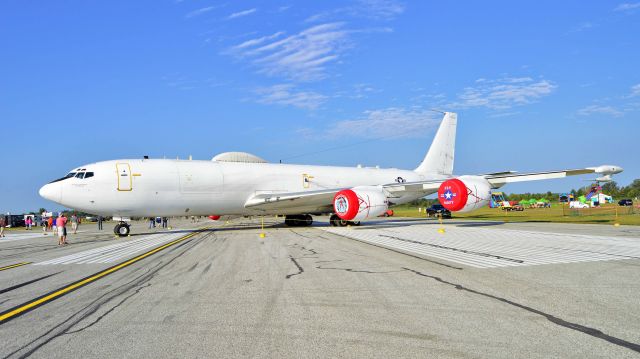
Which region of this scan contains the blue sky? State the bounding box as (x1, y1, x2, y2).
(1, 1, 639, 213)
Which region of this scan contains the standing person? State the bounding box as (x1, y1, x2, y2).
(148, 217, 154, 229)
(25, 216, 32, 230)
(42, 217, 48, 235)
(0, 216, 5, 238)
(48, 216, 53, 231)
(162, 217, 168, 229)
(97, 215, 103, 230)
(52, 216, 57, 236)
(56, 213, 68, 245)
(71, 214, 78, 234)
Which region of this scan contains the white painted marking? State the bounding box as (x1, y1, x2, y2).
(323, 223, 640, 268)
(35, 232, 187, 265)
(0, 231, 88, 243)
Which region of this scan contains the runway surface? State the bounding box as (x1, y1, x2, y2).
(323, 220, 640, 268)
(0, 217, 639, 358)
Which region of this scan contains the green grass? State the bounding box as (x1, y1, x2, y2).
(393, 203, 640, 226)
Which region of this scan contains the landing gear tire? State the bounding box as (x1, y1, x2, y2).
(329, 215, 359, 227)
(114, 222, 130, 237)
(330, 214, 340, 227)
(285, 215, 313, 227)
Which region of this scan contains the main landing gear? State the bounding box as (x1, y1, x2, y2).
(329, 214, 360, 227)
(114, 222, 130, 237)
(284, 214, 313, 227)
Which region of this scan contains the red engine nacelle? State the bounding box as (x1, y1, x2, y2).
(437, 176, 491, 213)
(333, 186, 389, 221)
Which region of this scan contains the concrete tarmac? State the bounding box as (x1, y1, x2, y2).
(0, 217, 638, 358)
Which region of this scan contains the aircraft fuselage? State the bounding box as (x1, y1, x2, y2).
(39, 159, 438, 217)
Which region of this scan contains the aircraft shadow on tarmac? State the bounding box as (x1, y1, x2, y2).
(123, 218, 506, 237)
(337, 219, 505, 230)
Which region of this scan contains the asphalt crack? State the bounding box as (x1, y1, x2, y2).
(403, 267, 640, 354)
(285, 256, 304, 279)
(316, 265, 404, 274)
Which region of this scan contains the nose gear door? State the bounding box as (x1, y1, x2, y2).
(116, 163, 132, 191)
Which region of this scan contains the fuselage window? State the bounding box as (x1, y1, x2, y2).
(84, 172, 94, 178)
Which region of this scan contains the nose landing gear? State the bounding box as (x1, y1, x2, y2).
(114, 222, 130, 237)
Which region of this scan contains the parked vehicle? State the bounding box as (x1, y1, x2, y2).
(618, 199, 633, 206)
(378, 209, 394, 217)
(503, 204, 524, 211)
(569, 201, 590, 209)
(2, 215, 26, 228)
(426, 204, 452, 218)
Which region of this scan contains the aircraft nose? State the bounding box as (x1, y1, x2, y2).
(39, 183, 61, 203)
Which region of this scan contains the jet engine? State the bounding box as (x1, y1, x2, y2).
(333, 186, 389, 221)
(437, 175, 492, 213)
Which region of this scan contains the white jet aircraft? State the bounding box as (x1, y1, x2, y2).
(39, 112, 623, 236)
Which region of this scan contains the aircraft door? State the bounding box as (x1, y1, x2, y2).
(116, 163, 132, 191)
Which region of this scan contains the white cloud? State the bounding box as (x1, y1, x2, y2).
(255, 84, 327, 110)
(185, 6, 217, 19)
(614, 2, 640, 11)
(227, 8, 257, 20)
(324, 107, 440, 139)
(630, 83, 640, 97)
(450, 77, 557, 110)
(577, 105, 623, 117)
(356, 0, 405, 19)
(233, 32, 285, 50)
(305, 0, 404, 22)
(229, 22, 350, 81)
(568, 22, 595, 33)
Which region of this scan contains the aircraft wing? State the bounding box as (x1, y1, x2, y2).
(244, 189, 342, 212)
(244, 181, 443, 212)
(244, 167, 606, 212)
(483, 168, 595, 187)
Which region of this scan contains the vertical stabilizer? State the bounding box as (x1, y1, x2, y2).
(414, 112, 457, 175)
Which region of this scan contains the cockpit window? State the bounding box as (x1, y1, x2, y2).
(84, 172, 94, 178)
(48, 172, 77, 184)
(75, 172, 85, 179)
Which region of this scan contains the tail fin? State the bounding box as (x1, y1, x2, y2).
(414, 112, 457, 175)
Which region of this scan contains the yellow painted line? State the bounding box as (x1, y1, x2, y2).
(0, 230, 203, 324)
(0, 262, 31, 272)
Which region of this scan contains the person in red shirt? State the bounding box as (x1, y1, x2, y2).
(56, 213, 68, 245)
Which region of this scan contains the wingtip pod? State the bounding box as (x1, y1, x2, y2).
(586, 165, 624, 175)
(415, 112, 457, 175)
